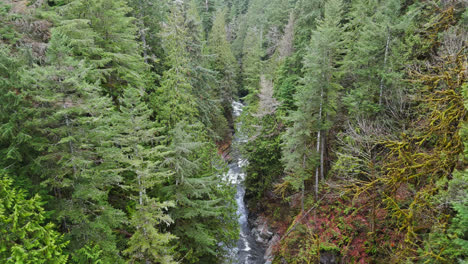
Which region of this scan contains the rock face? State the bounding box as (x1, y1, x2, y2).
(248, 215, 279, 264)
(319, 251, 340, 264)
(264, 234, 280, 264)
(250, 216, 274, 244)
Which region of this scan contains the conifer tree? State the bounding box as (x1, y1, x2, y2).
(208, 9, 239, 124)
(342, 0, 404, 117)
(128, 0, 168, 67)
(103, 87, 176, 263)
(23, 32, 87, 194)
(194, 0, 222, 38)
(241, 26, 263, 100)
(0, 3, 41, 187)
(163, 122, 237, 263)
(152, 0, 199, 129)
(185, 0, 230, 140)
(0, 45, 36, 184)
(281, 0, 344, 207)
(23, 31, 126, 261)
(51, 0, 148, 101)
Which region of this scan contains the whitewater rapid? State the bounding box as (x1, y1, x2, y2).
(225, 101, 265, 264)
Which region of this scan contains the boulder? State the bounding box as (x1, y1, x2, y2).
(264, 234, 280, 263)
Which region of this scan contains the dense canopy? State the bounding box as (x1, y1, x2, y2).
(0, 0, 466, 263)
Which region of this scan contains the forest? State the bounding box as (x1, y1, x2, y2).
(0, 0, 466, 263)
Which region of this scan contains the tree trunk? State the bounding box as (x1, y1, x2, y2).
(379, 26, 391, 106)
(320, 131, 325, 181)
(60, 83, 77, 177)
(302, 154, 306, 213)
(315, 86, 324, 199)
(140, 26, 148, 64)
(137, 1, 148, 64)
(314, 133, 320, 200)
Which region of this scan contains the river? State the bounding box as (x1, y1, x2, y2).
(225, 101, 266, 264)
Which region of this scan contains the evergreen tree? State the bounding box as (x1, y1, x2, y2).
(241, 26, 263, 100)
(163, 122, 237, 263)
(50, 0, 148, 102)
(152, 0, 199, 129)
(128, 0, 168, 67)
(342, 0, 404, 117)
(0, 4, 41, 189)
(102, 87, 176, 263)
(0, 45, 37, 187)
(23, 31, 125, 262)
(186, 1, 230, 140)
(281, 0, 344, 207)
(208, 9, 238, 130)
(0, 174, 68, 264)
(194, 0, 222, 38)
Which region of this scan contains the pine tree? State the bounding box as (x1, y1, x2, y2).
(0, 174, 68, 264)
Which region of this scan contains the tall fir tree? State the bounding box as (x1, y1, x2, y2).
(342, 0, 405, 117)
(163, 122, 237, 263)
(185, 1, 230, 140)
(0, 45, 37, 187)
(152, 0, 199, 129)
(49, 0, 148, 102)
(241, 26, 263, 101)
(208, 9, 239, 127)
(22, 31, 126, 262)
(102, 87, 176, 263)
(281, 0, 344, 208)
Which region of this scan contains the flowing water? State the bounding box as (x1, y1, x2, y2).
(224, 101, 266, 264)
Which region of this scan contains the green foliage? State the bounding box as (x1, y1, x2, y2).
(341, 0, 406, 117)
(103, 87, 176, 263)
(186, 1, 231, 140)
(274, 57, 301, 111)
(280, 0, 344, 195)
(4, 0, 467, 263)
(241, 26, 263, 99)
(124, 199, 176, 264)
(127, 0, 168, 69)
(21, 30, 126, 262)
(2, 0, 242, 263)
(163, 122, 237, 263)
(243, 114, 283, 204)
(0, 44, 37, 187)
(421, 170, 468, 263)
(49, 0, 148, 101)
(0, 3, 20, 43)
(71, 244, 103, 264)
(152, 1, 199, 129)
(208, 9, 239, 122)
(0, 174, 68, 263)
